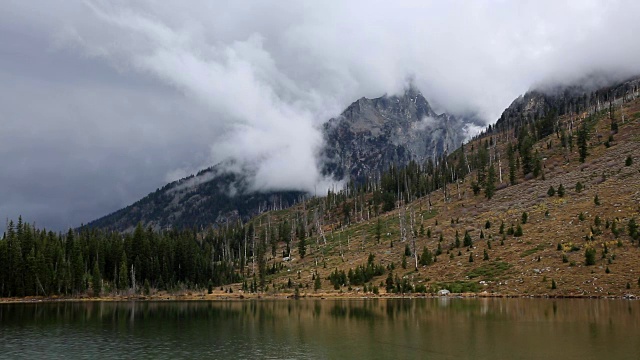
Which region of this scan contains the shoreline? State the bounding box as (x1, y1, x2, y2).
(1, 291, 637, 304)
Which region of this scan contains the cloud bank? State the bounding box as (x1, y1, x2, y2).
(2, 0, 640, 230)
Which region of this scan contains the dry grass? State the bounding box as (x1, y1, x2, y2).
(251, 97, 640, 299)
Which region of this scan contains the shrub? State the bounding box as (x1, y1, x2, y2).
(629, 218, 639, 240)
(471, 181, 481, 195)
(578, 212, 585, 221)
(626, 155, 633, 166)
(575, 181, 583, 192)
(469, 253, 474, 262)
(514, 224, 523, 237)
(585, 247, 596, 266)
(594, 194, 600, 206)
(521, 212, 528, 224)
(551, 279, 557, 290)
(557, 184, 565, 197)
(547, 186, 556, 197)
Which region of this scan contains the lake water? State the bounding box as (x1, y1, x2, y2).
(1, 298, 639, 359)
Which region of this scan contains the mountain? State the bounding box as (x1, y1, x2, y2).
(321, 87, 476, 182)
(85, 162, 304, 232)
(235, 74, 640, 298)
(87, 87, 473, 232)
(493, 74, 640, 135)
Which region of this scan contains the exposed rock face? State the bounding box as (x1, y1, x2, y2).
(88, 87, 478, 231)
(321, 87, 472, 182)
(494, 75, 640, 132)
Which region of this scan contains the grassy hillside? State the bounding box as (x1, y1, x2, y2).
(234, 94, 640, 298)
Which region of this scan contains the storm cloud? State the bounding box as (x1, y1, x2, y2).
(2, 0, 640, 230)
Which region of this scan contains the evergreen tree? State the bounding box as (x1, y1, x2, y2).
(507, 143, 517, 185)
(118, 253, 129, 291)
(578, 121, 588, 163)
(485, 164, 496, 199)
(585, 247, 596, 266)
(463, 231, 473, 247)
(298, 227, 307, 259)
(419, 247, 433, 266)
(92, 261, 102, 296)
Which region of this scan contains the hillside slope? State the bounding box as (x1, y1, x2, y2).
(86, 162, 304, 232)
(236, 77, 640, 298)
(88, 87, 474, 232)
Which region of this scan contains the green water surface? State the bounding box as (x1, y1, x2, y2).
(1, 298, 638, 359)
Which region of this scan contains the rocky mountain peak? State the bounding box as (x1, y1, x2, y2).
(321, 88, 470, 182)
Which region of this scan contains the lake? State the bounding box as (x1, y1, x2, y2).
(1, 298, 639, 359)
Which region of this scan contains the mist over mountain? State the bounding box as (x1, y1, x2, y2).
(4, 1, 640, 231)
(88, 86, 480, 231)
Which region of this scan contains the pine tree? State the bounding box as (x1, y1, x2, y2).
(508, 143, 517, 185)
(485, 163, 496, 199)
(514, 224, 523, 237)
(92, 261, 102, 296)
(578, 121, 588, 163)
(463, 231, 473, 247)
(547, 186, 556, 197)
(118, 253, 129, 291)
(419, 247, 433, 266)
(298, 228, 307, 259)
(585, 247, 596, 266)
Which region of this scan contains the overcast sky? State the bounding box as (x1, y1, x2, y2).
(2, 1, 640, 231)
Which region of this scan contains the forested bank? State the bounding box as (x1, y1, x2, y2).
(0, 218, 246, 298)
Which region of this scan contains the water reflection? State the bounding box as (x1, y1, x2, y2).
(1, 299, 639, 359)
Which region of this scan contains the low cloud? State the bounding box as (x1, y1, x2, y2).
(2, 1, 640, 230)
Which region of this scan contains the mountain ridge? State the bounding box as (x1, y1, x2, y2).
(86, 87, 475, 232)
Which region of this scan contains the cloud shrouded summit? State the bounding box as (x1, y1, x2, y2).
(2, 1, 640, 230)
